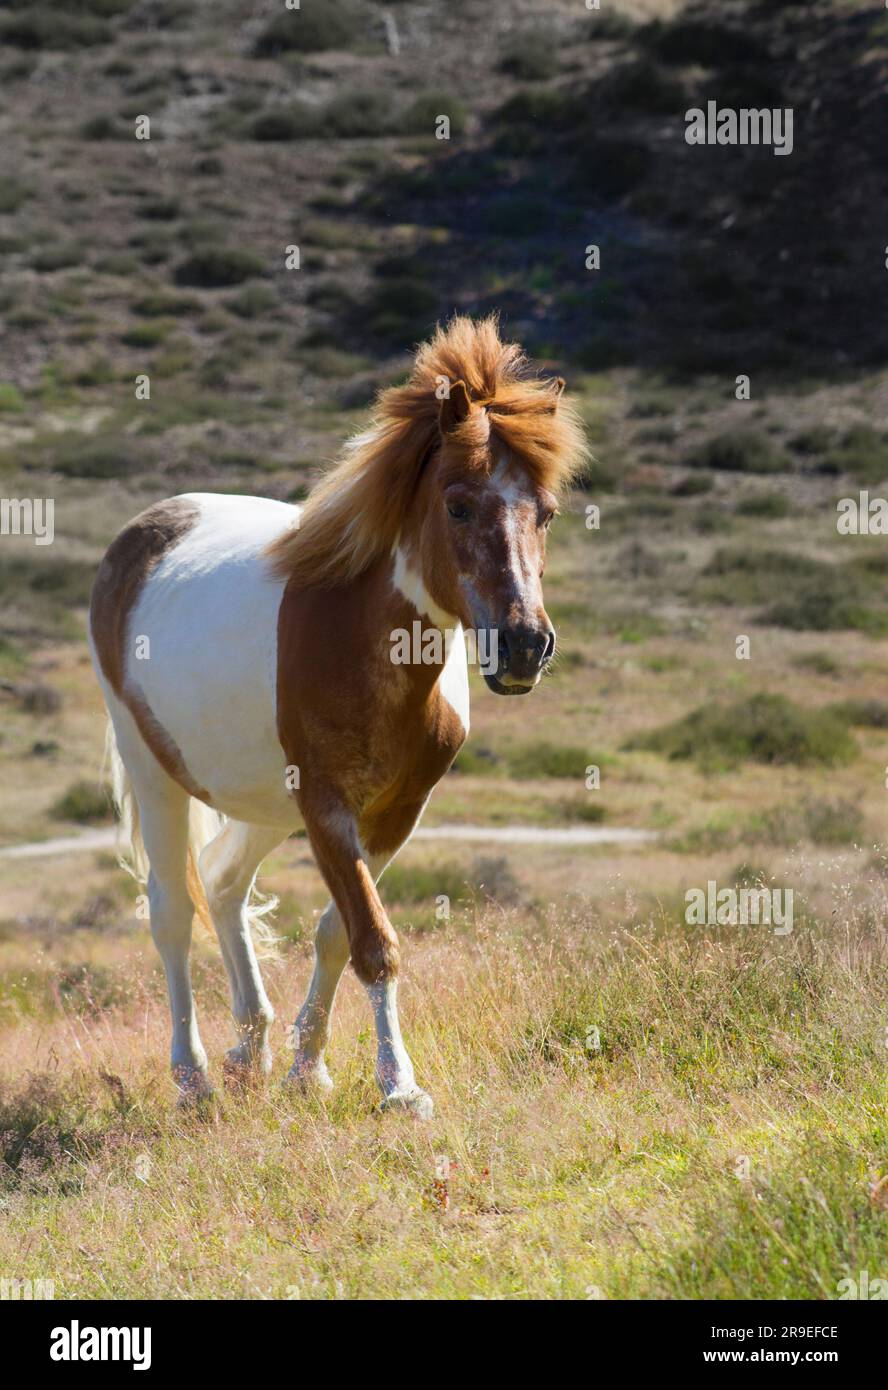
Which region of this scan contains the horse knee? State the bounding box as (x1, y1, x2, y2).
(349, 918, 400, 987)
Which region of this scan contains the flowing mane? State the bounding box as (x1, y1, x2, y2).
(267, 315, 588, 588)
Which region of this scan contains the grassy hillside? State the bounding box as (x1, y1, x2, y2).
(1, 0, 887, 1299)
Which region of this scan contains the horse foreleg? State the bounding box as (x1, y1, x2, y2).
(294, 796, 432, 1116)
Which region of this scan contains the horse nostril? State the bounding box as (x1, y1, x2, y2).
(496, 626, 552, 681)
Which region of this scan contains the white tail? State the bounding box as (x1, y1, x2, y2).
(102, 719, 279, 951)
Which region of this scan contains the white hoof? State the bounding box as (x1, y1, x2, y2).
(379, 1088, 434, 1120)
(285, 1057, 334, 1094)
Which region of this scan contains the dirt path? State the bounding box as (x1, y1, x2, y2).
(0, 824, 657, 860)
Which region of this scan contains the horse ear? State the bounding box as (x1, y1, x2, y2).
(543, 377, 566, 413)
(439, 379, 471, 434)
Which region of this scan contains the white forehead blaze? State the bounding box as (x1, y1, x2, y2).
(486, 458, 538, 595)
(488, 457, 536, 507)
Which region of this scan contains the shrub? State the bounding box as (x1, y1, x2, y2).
(227, 284, 277, 319)
(131, 291, 200, 317)
(1, 10, 110, 50)
(45, 431, 147, 478)
(506, 742, 593, 779)
(79, 114, 125, 140)
(451, 743, 501, 775)
(570, 137, 651, 197)
(761, 583, 886, 634)
(18, 682, 62, 715)
(672, 473, 713, 497)
(0, 383, 25, 412)
(641, 18, 766, 67)
(828, 699, 888, 729)
(51, 780, 111, 823)
(696, 547, 826, 605)
(628, 693, 856, 770)
(254, 3, 357, 56)
(137, 196, 180, 221)
(120, 320, 171, 347)
(789, 425, 837, 457)
(381, 860, 469, 905)
(823, 426, 888, 485)
(248, 105, 321, 141)
(471, 856, 521, 904)
(326, 90, 392, 138)
(499, 29, 560, 81)
(606, 59, 686, 114)
(792, 650, 841, 677)
(401, 91, 467, 137)
(362, 276, 438, 345)
(735, 491, 790, 518)
(686, 431, 786, 473)
(748, 798, 865, 848)
(0, 176, 28, 213)
(174, 247, 265, 288)
(31, 243, 83, 272)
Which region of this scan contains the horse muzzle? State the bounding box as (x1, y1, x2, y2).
(484, 622, 555, 694)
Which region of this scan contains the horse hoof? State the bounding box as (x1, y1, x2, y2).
(379, 1088, 434, 1121)
(223, 1045, 272, 1087)
(285, 1058, 334, 1094)
(173, 1067, 215, 1109)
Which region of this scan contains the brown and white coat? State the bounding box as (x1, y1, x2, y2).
(89, 317, 587, 1110)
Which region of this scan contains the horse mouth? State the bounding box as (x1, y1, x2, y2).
(484, 673, 534, 696)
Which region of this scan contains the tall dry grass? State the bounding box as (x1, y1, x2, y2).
(0, 903, 886, 1298)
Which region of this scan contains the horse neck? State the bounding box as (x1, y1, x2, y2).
(351, 553, 455, 702)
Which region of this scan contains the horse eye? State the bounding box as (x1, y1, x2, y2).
(447, 502, 470, 521)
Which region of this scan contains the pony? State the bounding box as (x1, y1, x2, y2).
(88, 316, 587, 1115)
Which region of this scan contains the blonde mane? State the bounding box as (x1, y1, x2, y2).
(267, 315, 588, 589)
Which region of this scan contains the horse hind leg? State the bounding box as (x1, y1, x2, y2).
(114, 732, 213, 1104)
(198, 820, 284, 1083)
(287, 898, 350, 1093)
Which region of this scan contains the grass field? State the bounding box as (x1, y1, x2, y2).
(1, 907, 886, 1299)
(1, 0, 888, 1300)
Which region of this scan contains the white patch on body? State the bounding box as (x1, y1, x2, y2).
(440, 623, 470, 731)
(391, 544, 455, 628)
(391, 545, 469, 733)
(125, 493, 300, 826)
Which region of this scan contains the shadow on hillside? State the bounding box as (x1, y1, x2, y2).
(358, 0, 888, 380)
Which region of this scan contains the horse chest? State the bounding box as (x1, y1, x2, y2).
(364, 686, 466, 802)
